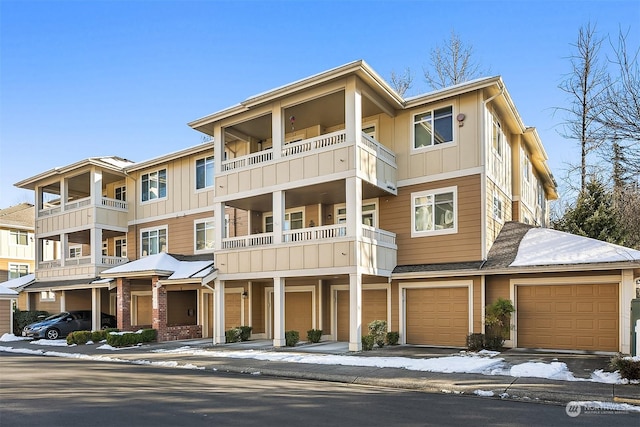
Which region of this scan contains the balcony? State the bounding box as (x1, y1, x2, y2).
(36, 255, 129, 280)
(215, 130, 397, 199)
(37, 196, 129, 235)
(216, 224, 397, 278)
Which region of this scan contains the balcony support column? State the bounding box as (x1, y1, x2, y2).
(91, 287, 102, 331)
(213, 279, 225, 344)
(61, 178, 68, 212)
(348, 272, 363, 352)
(273, 190, 285, 244)
(91, 168, 102, 206)
(61, 233, 68, 267)
(273, 277, 285, 347)
(214, 202, 225, 251)
(90, 227, 102, 266)
(214, 124, 223, 179)
(272, 102, 283, 160)
(345, 75, 362, 157)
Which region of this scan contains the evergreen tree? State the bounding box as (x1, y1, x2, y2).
(552, 178, 627, 245)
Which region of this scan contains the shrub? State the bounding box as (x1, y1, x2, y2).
(485, 298, 514, 341)
(386, 331, 399, 346)
(67, 330, 92, 345)
(285, 330, 299, 347)
(13, 309, 49, 335)
(307, 329, 322, 343)
(466, 333, 485, 351)
(484, 335, 504, 351)
(361, 335, 374, 351)
(368, 320, 388, 348)
(610, 354, 640, 380)
(238, 326, 253, 342)
(106, 329, 156, 347)
(225, 328, 241, 343)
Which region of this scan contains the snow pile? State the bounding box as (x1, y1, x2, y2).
(474, 390, 494, 397)
(0, 333, 30, 342)
(510, 361, 579, 381)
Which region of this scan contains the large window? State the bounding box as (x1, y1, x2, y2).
(493, 192, 503, 222)
(264, 211, 303, 232)
(141, 169, 167, 202)
(411, 187, 457, 236)
(69, 246, 82, 258)
(141, 227, 167, 256)
(413, 106, 453, 149)
(8, 263, 29, 279)
(492, 117, 503, 157)
(10, 229, 28, 246)
(195, 220, 214, 251)
(196, 156, 214, 190)
(115, 185, 126, 201)
(115, 238, 127, 258)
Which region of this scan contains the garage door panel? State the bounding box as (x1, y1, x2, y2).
(517, 284, 618, 352)
(285, 292, 312, 334)
(336, 289, 388, 342)
(406, 287, 468, 347)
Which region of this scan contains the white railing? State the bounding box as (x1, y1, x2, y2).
(38, 206, 61, 217)
(101, 197, 128, 211)
(65, 255, 92, 266)
(222, 149, 274, 172)
(101, 256, 128, 266)
(65, 197, 91, 211)
(38, 260, 61, 269)
(360, 133, 396, 166)
(221, 233, 275, 249)
(282, 130, 347, 157)
(283, 224, 347, 242)
(362, 224, 397, 246)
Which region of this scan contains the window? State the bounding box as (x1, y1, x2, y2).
(265, 216, 274, 233)
(141, 228, 167, 256)
(8, 263, 29, 279)
(413, 106, 453, 149)
(115, 238, 127, 258)
(102, 241, 108, 256)
(264, 211, 303, 232)
(40, 291, 55, 302)
(69, 246, 82, 258)
(115, 186, 126, 201)
(335, 203, 377, 227)
(10, 229, 28, 246)
(196, 156, 214, 190)
(141, 169, 167, 202)
(411, 187, 457, 236)
(522, 152, 531, 182)
(493, 193, 503, 222)
(195, 220, 215, 251)
(492, 117, 503, 157)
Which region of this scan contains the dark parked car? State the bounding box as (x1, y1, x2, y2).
(22, 310, 117, 340)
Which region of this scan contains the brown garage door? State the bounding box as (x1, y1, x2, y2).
(136, 295, 152, 326)
(405, 287, 469, 346)
(336, 289, 388, 341)
(225, 293, 242, 328)
(517, 284, 618, 351)
(285, 292, 312, 334)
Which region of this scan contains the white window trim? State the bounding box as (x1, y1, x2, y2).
(115, 185, 126, 201)
(334, 199, 379, 228)
(195, 155, 215, 193)
(263, 209, 304, 231)
(491, 115, 503, 159)
(115, 237, 127, 258)
(40, 290, 55, 302)
(140, 167, 168, 204)
(140, 226, 168, 257)
(194, 217, 215, 253)
(9, 229, 29, 246)
(69, 246, 82, 258)
(493, 191, 504, 223)
(8, 263, 29, 279)
(411, 186, 458, 237)
(411, 105, 456, 152)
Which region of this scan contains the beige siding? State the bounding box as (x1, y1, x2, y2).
(381, 174, 482, 265)
(65, 289, 91, 310)
(0, 300, 12, 334)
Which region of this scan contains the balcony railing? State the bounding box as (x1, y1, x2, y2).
(101, 197, 128, 211)
(219, 130, 395, 173)
(37, 256, 128, 270)
(39, 196, 128, 217)
(101, 256, 129, 266)
(220, 224, 396, 250)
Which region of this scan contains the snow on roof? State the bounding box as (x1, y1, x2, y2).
(0, 273, 35, 290)
(102, 252, 183, 275)
(0, 285, 18, 297)
(168, 261, 214, 280)
(510, 228, 640, 267)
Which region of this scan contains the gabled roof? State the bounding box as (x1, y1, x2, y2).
(100, 252, 215, 281)
(0, 203, 34, 229)
(22, 278, 105, 291)
(0, 273, 36, 291)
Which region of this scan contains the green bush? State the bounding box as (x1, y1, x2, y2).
(238, 326, 253, 342)
(91, 329, 118, 342)
(386, 331, 399, 346)
(307, 329, 322, 343)
(67, 330, 92, 345)
(610, 354, 640, 380)
(105, 329, 156, 347)
(368, 320, 387, 348)
(361, 335, 374, 351)
(225, 328, 241, 343)
(285, 330, 299, 347)
(466, 333, 485, 351)
(13, 309, 49, 335)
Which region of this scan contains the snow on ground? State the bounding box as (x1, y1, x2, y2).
(474, 390, 495, 397)
(0, 333, 30, 342)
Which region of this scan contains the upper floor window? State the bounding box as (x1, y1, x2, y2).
(413, 106, 453, 150)
(264, 211, 303, 232)
(196, 156, 214, 190)
(69, 246, 82, 258)
(141, 227, 167, 256)
(492, 117, 503, 157)
(115, 185, 126, 201)
(195, 219, 214, 252)
(115, 238, 127, 258)
(8, 263, 29, 279)
(335, 202, 378, 227)
(537, 181, 545, 207)
(141, 169, 167, 202)
(493, 192, 503, 222)
(411, 187, 457, 237)
(10, 229, 28, 246)
(522, 151, 531, 182)
(102, 241, 108, 256)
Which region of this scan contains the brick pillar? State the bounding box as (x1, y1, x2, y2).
(152, 276, 167, 341)
(117, 277, 131, 331)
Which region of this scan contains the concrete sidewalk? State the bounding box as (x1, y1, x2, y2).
(2, 338, 638, 406)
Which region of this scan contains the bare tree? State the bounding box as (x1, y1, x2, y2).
(389, 67, 414, 97)
(423, 30, 484, 90)
(557, 23, 609, 192)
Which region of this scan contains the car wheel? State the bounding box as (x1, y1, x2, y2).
(46, 328, 60, 340)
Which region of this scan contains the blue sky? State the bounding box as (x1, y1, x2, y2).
(1, 0, 638, 208)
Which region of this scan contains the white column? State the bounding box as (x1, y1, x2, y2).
(91, 288, 101, 331)
(349, 272, 363, 351)
(346, 176, 363, 238)
(213, 279, 225, 344)
(60, 290, 66, 311)
(272, 190, 284, 244)
(345, 76, 362, 159)
(214, 124, 223, 178)
(92, 168, 102, 205)
(621, 269, 634, 354)
(61, 233, 68, 267)
(60, 178, 67, 211)
(272, 102, 283, 160)
(214, 202, 225, 251)
(90, 228, 102, 266)
(318, 280, 323, 332)
(273, 277, 285, 347)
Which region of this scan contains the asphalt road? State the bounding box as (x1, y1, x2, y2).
(0, 353, 636, 427)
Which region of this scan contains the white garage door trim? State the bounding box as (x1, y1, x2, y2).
(330, 283, 391, 341)
(265, 285, 316, 339)
(399, 280, 474, 345)
(509, 275, 623, 352)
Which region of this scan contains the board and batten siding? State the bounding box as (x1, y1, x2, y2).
(380, 174, 483, 265)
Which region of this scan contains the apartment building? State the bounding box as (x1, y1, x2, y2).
(13, 60, 640, 352)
